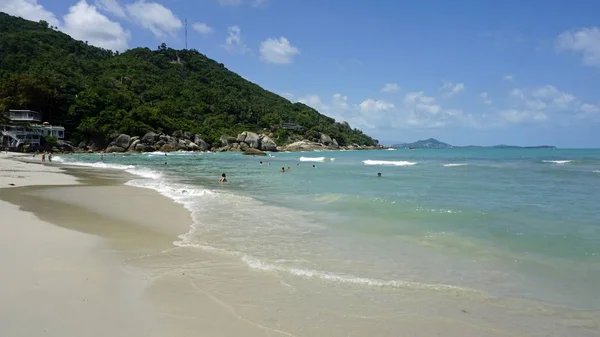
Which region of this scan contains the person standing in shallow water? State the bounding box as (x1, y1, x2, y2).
(219, 173, 227, 182)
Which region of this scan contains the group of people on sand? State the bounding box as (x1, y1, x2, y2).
(40, 151, 52, 163)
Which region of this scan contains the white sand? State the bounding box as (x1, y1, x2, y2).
(0, 152, 78, 188)
(0, 153, 164, 336)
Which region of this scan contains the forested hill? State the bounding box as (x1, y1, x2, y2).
(0, 12, 378, 147)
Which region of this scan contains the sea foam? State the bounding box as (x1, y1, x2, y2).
(300, 156, 326, 162)
(363, 160, 416, 166)
(443, 163, 469, 167)
(542, 160, 572, 165)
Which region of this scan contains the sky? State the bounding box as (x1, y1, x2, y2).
(2, 0, 600, 147)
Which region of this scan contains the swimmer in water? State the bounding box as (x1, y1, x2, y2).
(312, 164, 315, 168)
(219, 173, 227, 182)
(281, 167, 285, 173)
(377, 172, 382, 177)
(260, 161, 263, 165)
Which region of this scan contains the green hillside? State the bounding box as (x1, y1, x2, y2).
(0, 12, 378, 147)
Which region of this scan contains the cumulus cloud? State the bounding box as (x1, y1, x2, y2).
(359, 99, 394, 113)
(503, 74, 515, 82)
(556, 27, 600, 67)
(381, 83, 400, 93)
(125, 0, 182, 38)
(440, 81, 465, 98)
(192, 22, 214, 36)
(63, 0, 130, 51)
(94, 0, 127, 19)
(222, 25, 250, 53)
(0, 0, 60, 27)
(259, 37, 300, 64)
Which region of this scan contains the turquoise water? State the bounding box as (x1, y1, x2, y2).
(56, 148, 600, 310)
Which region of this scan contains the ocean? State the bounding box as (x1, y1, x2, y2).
(55, 148, 600, 314)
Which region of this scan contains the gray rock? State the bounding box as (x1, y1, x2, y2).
(243, 132, 260, 148)
(178, 139, 187, 148)
(239, 142, 249, 151)
(113, 134, 131, 149)
(172, 130, 183, 139)
(319, 133, 333, 146)
(134, 142, 145, 152)
(155, 140, 166, 147)
(142, 132, 158, 144)
(243, 148, 267, 156)
(236, 132, 248, 143)
(332, 138, 339, 148)
(259, 135, 277, 151)
(193, 135, 210, 151)
(220, 135, 237, 147)
(159, 144, 178, 152)
(187, 142, 200, 151)
(128, 139, 140, 152)
(183, 131, 191, 140)
(105, 146, 125, 153)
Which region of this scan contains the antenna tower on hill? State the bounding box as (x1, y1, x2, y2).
(185, 18, 188, 49)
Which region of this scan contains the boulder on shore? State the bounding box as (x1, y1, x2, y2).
(259, 135, 277, 151)
(113, 134, 131, 149)
(105, 146, 125, 153)
(243, 148, 267, 156)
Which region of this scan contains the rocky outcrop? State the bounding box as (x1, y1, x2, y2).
(243, 148, 267, 156)
(83, 129, 385, 154)
(112, 134, 131, 149)
(280, 140, 325, 152)
(105, 145, 126, 153)
(319, 133, 333, 146)
(259, 135, 277, 151)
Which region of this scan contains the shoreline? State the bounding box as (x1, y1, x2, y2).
(1, 152, 599, 337)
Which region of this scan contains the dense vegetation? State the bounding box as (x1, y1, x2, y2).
(0, 13, 378, 147)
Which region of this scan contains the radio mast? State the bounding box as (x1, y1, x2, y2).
(185, 18, 188, 49)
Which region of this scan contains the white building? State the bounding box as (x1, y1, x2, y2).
(1, 110, 65, 148)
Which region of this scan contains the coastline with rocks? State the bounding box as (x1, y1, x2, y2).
(72, 130, 387, 155)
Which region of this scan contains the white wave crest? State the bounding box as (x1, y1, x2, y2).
(363, 160, 416, 166)
(542, 160, 572, 165)
(443, 163, 469, 167)
(300, 157, 326, 162)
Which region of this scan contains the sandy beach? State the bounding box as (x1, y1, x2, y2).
(1, 151, 598, 337)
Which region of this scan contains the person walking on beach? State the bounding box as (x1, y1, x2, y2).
(100, 153, 104, 162)
(41, 152, 46, 163)
(48, 152, 52, 162)
(219, 173, 227, 182)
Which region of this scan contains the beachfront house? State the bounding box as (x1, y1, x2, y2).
(0, 110, 65, 149)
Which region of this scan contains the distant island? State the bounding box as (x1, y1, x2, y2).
(391, 138, 556, 149)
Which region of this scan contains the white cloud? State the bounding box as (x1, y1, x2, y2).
(63, 0, 130, 51)
(581, 103, 600, 113)
(381, 83, 400, 93)
(222, 25, 249, 53)
(440, 81, 465, 98)
(192, 22, 213, 36)
(125, 0, 182, 38)
(94, 0, 127, 19)
(0, 0, 60, 27)
(359, 99, 394, 113)
(480, 92, 493, 105)
(503, 74, 515, 82)
(500, 109, 547, 124)
(259, 37, 300, 64)
(556, 27, 600, 67)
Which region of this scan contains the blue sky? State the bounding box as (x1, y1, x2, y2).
(2, 0, 600, 147)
